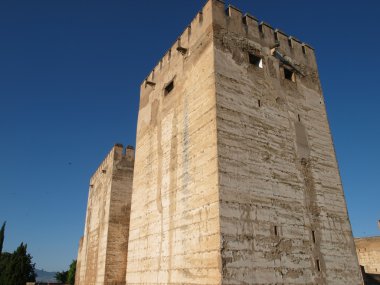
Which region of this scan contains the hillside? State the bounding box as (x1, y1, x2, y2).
(35, 269, 57, 283)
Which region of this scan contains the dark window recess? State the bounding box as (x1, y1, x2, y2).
(298, 114, 301, 122)
(249, 53, 263, 68)
(316, 259, 321, 271)
(165, 81, 174, 95)
(274, 226, 279, 236)
(312, 230, 316, 243)
(259, 24, 263, 34)
(288, 38, 293, 48)
(258, 99, 261, 107)
(284, 67, 295, 82)
(302, 45, 306, 54)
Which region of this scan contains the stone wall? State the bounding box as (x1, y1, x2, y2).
(356, 237, 380, 274)
(125, 1, 221, 284)
(75, 144, 134, 285)
(212, 2, 362, 284)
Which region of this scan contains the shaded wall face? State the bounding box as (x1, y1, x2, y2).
(104, 150, 134, 285)
(212, 3, 362, 285)
(356, 238, 380, 274)
(125, 2, 221, 284)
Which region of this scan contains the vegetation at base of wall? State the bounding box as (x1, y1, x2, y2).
(0, 222, 5, 255)
(0, 222, 36, 285)
(55, 259, 76, 285)
(55, 270, 68, 283)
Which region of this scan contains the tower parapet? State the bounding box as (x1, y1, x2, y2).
(89, 144, 134, 184)
(142, 0, 316, 93)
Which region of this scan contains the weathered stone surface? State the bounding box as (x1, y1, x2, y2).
(126, 3, 220, 284)
(125, 1, 362, 284)
(356, 237, 380, 274)
(75, 144, 134, 285)
(212, 2, 362, 284)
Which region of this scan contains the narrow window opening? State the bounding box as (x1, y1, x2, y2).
(302, 45, 306, 54)
(198, 11, 203, 23)
(312, 230, 316, 243)
(165, 80, 174, 95)
(316, 259, 321, 272)
(249, 53, 263, 68)
(274, 225, 279, 236)
(242, 16, 247, 25)
(258, 99, 261, 107)
(284, 67, 295, 82)
(259, 24, 263, 34)
(274, 30, 278, 42)
(297, 114, 301, 122)
(288, 38, 293, 48)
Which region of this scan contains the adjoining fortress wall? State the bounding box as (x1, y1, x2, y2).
(76, 144, 134, 285)
(355, 237, 380, 274)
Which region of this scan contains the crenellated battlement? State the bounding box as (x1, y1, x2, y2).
(90, 144, 134, 183)
(215, 1, 315, 53)
(141, 1, 213, 88)
(141, 0, 316, 89)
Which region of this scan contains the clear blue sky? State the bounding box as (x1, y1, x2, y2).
(0, 0, 379, 272)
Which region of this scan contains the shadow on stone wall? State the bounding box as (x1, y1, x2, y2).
(362, 266, 380, 285)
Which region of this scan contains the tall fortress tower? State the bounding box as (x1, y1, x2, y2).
(126, 1, 361, 284)
(76, 1, 363, 284)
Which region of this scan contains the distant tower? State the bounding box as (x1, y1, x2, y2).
(125, 1, 363, 284)
(75, 144, 134, 285)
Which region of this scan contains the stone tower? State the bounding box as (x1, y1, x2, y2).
(75, 144, 134, 285)
(126, 1, 362, 284)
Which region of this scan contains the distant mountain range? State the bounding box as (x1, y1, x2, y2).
(35, 269, 57, 283)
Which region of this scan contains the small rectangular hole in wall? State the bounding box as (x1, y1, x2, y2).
(298, 114, 301, 122)
(164, 80, 174, 95)
(288, 38, 293, 48)
(316, 259, 321, 272)
(258, 99, 261, 107)
(259, 24, 263, 34)
(198, 11, 203, 23)
(284, 67, 295, 82)
(302, 45, 306, 54)
(312, 230, 316, 243)
(274, 226, 279, 236)
(249, 53, 263, 68)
